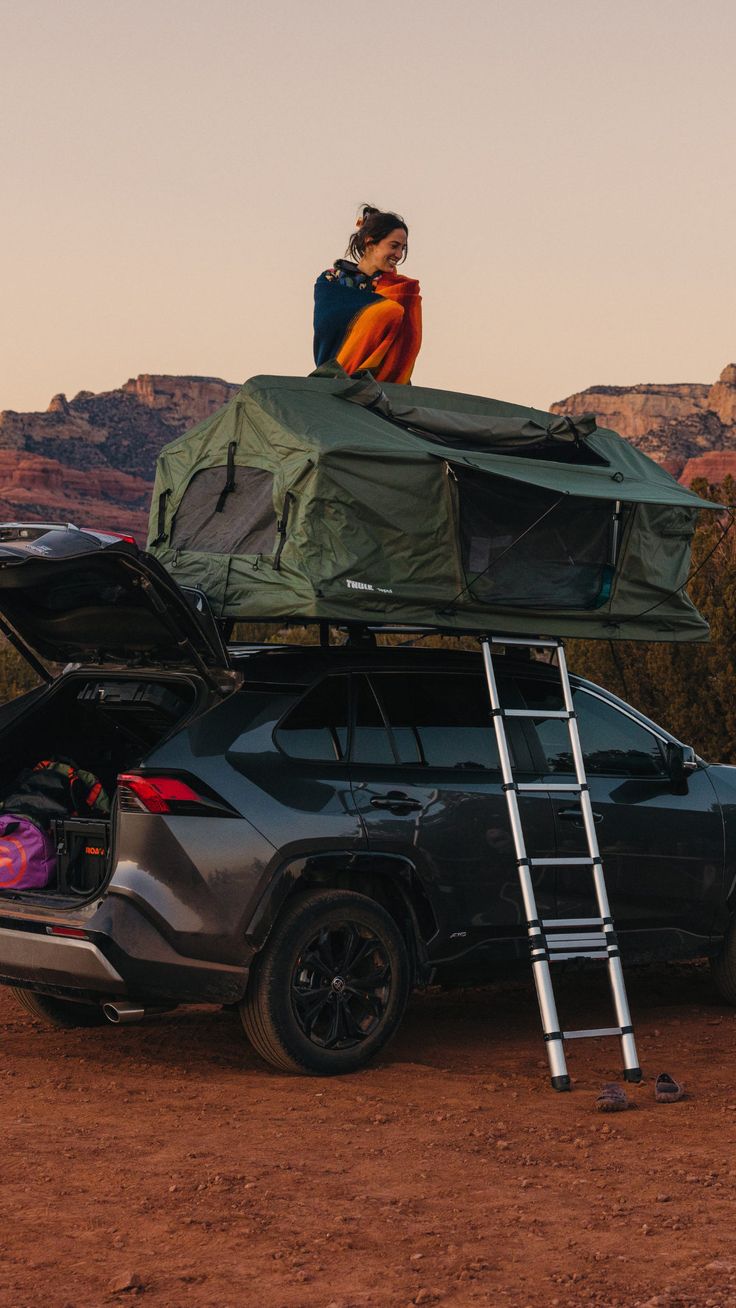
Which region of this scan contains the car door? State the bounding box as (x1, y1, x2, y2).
(348, 669, 557, 960)
(514, 673, 724, 952)
(238, 672, 364, 856)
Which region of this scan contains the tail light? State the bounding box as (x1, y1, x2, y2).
(82, 528, 137, 544)
(117, 773, 233, 816)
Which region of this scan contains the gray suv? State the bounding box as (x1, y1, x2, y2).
(0, 523, 735, 1075)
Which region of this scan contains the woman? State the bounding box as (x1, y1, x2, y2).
(313, 205, 422, 383)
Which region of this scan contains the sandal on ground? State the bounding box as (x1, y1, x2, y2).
(595, 1082, 628, 1112)
(654, 1072, 684, 1103)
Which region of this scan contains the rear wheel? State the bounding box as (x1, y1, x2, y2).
(240, 889, 411, 1074)
(12, 988, 106, 1028)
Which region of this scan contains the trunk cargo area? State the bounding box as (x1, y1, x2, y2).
(0, 672, 197, 902)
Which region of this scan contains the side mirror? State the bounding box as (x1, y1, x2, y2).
(665, 742, 697, 792)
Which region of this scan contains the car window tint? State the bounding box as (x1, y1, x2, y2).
(275, 676, 349, 762)
(516, 677, 666, 777)
(369, 673, 502, 770)
(352, 675, 396, 765)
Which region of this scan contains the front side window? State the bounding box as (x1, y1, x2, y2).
(275, 676, 349, 762)
(516, 677, 666, 777)
(363, 673, 503, 771)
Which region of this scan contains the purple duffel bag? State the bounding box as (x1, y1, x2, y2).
(0, 813, 57, 890)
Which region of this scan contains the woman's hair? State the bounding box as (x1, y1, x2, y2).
(346, 204, 409, 263)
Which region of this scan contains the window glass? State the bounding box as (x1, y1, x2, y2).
(516, 677, 666, 777)
(352, 676, 396, 764)
(369, 673, 502, 771)
(275, 676, 349, 762)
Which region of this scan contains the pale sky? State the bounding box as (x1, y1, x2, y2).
(1, 0, 734, 415)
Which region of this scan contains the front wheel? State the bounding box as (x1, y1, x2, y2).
(12, 988, 106, 1028)
(712, 916, 736, 1004)
(240, 889, 411, 1074)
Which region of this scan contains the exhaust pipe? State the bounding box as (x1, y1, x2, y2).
(103, 1001, 178, 1025)
(103, 1000, 146, 1024)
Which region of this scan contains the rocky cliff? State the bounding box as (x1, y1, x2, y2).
(0, 374, 239, 538)
(551, 363, 736, 484)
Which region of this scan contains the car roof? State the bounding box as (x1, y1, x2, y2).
(226, 641, 683, 746)
(228, 642, 557, 685)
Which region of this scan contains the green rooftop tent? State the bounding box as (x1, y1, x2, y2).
(147, 372, 721, 641)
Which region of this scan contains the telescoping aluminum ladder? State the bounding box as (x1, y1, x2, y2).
(480, 635, 642, 1092)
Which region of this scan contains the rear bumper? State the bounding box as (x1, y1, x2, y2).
(0, 895, 249, 1005)
(0, 927, 125, 992)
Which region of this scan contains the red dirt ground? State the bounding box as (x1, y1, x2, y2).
(3, 962, 736, 1308)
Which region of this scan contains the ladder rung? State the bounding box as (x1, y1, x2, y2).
(550, 949, 608, 961)
(530, 857, 595, 867)
(548, 933, 606, 948)
(502, 709, 569, 719)
(542, 917, 605, 928)
(517, 783, 582, 792)
(488, 636, 560, 649)
(562, 1027, 624, 1040)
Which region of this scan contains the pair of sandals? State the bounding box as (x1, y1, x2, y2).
(596, 1072, 684, 1112)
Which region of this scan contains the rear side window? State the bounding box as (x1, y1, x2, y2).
(516, 677, 666, 777)
(275, 676, 349, 761)
(352, 676, 395, 765)
(361, 673, 502, 770)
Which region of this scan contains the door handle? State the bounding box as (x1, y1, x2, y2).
(369, 792, 423, 813)
(558, 806, 603, 824)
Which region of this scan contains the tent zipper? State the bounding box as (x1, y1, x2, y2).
(441, 461, 466, 607)
(150, 488, 171, 546)
(274, 492, 294, 571)
(215, 442, 237, 513)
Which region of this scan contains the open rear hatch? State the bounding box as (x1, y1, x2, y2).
(0, 523, 230, 681)
(0, 524, 229, 904)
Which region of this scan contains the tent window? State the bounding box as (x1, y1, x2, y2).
(456, 470, 616, 609)
(169, 466, 277, 555)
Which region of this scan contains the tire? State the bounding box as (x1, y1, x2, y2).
(240, 888, 411, 1075)
(712, 915, 736, 1004)
(12, 988, 106, 1029)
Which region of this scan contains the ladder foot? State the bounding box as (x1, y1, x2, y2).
(551, 1074, 571, 1092)
(623, 1067, 643, 1083)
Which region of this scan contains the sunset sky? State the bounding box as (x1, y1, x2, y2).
(1, 0, 734, 415)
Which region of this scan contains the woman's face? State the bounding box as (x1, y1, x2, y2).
(359, 227, 407, 275)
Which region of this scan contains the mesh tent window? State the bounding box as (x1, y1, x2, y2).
(169, 466, 277, 555)
(456, 469, 618, 610)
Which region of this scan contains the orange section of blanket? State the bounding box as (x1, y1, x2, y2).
(336, 273, 422, 384)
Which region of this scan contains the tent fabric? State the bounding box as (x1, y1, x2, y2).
(340, 374, 602, 455)
(147, 372, 720, 642)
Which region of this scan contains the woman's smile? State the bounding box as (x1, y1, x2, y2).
(359, 228, 407, 276)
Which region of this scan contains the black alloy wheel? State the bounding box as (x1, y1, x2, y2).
(291, 920, 392, 1050)
(240, 888, 411, 1075)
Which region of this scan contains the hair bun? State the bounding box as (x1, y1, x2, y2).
(356, 204, 379, 228)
